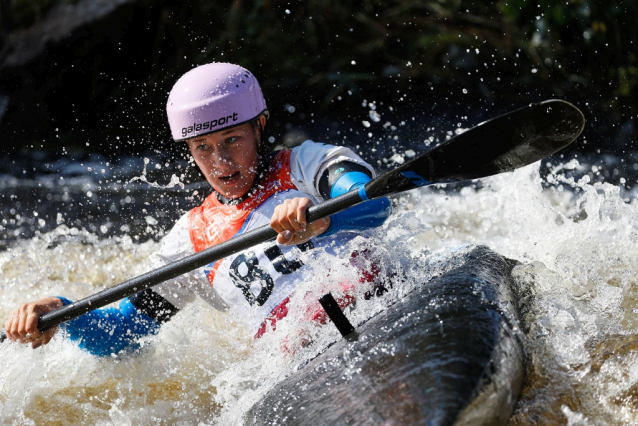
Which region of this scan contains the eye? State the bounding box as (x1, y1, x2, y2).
(225, 136, 238, 144)
(196, 143, 209, 151)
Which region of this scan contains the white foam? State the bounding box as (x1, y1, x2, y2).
(2, 162, 638, 423)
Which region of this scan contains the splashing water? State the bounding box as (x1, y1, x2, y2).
(128, 158, 185, 190)
(2, 160, 638, 424)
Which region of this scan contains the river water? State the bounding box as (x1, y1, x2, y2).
(1, 139, 638, 425)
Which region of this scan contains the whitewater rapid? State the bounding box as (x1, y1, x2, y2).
(2, 158, 638, 425)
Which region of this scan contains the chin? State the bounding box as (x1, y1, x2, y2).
(221, 188, 250, 199)
(211, 180, 252, 199)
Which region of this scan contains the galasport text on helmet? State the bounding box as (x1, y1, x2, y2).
(166, 63, 268, 141)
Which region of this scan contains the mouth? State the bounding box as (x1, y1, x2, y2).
(218, 171, 241, 184)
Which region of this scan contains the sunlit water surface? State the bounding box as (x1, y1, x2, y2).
(2, 158, 638, 425)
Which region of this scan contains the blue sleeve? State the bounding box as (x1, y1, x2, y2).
(321, 171, 392, 237)
(57, 296, 160, 357)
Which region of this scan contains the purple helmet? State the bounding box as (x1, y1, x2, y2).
(166, 63, 268, 141)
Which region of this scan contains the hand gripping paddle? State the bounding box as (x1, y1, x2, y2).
(0, 99, 584, 342)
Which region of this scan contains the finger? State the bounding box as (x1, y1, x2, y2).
(278, 199, 302, 232)
(277, 230, 294, 245)
(18, 308, 40, 343)
(289, 225, 315, 245)
(5, 314, 17, 341)
(270, 200, 290, 232)
(9, 310, 22, 341)
(4, 316, 12, 340)
(30, 335, 45, 349)
(24, 310, 42, 339)
(42, 328, 57, 345)
(17, 308, 29, 341)
(30, 324, 57, 349)
(296, 216, 330, 244)
(285, 208, 304, 233)
(276, 210, 299, 234)
(290, 233, 306, 245)
(270, 205, 288, 233)
(295, 200, 310, 229)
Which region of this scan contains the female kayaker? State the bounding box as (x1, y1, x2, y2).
(4, 63, 392, 355)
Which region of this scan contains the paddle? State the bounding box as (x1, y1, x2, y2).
(0, 99, 584, 343)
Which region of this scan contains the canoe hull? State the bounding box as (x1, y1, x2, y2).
(246, 247, 525, 426)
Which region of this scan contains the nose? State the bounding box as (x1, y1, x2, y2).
(212, 145, 234, 170)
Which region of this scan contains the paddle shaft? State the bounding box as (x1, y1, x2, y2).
(0, 99, 585, 343)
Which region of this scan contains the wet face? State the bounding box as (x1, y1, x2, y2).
(186, 122, 261, 199)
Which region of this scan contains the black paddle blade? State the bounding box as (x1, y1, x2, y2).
(365, 99, 585, 199)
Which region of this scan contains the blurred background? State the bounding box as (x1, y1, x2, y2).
(1, 0, 635, 157)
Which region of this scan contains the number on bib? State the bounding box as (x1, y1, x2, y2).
(229, 251, 275, 306)
(229, 242, 315, 306)
(264, 240, 314, 274)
